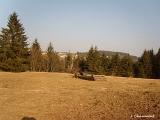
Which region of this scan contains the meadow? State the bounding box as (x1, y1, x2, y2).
(0, 72, 160, 120)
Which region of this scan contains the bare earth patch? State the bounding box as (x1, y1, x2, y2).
(0, 72, 160, 120)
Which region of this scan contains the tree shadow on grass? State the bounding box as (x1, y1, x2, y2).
(21, 117, 36, 120)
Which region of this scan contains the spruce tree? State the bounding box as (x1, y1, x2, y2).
(46, 42, 60, 72)
(0, 12, 29, 72)
(110, 52, 121, 76)
(138, 50, 152, 78)
(93, 46, 102, 73)
(100, 52, 107, 75)
(47, 42, 54, 72)
(86, 46, 94, 72)
(30, 38, 42, 71)
(86, 46, 102, 74)
(137, 61, 146, 78)
(133, 61, 139, 78)
(105, 57, 111, 75)
(100, 52, 110, 75)
(149, 49, 156, 78)
(142, 50, 152, 78)
(120, 54, 133, 77)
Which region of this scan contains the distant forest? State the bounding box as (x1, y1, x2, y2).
(0, 12, 160, 79)
(78, 51, 138, 61)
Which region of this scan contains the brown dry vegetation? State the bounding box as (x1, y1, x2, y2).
(0, 72, 160, 120)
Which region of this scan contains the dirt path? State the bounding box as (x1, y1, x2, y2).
(0, 72, 160, 120)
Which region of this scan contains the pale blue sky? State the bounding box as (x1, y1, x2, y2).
(0, 0, 160, 56)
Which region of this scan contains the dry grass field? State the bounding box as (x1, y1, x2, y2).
(0, 72, 160, 120)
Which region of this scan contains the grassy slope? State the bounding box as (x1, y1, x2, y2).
(0, 72, 160, 120)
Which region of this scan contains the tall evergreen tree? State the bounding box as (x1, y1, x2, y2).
(86, 46, 94, 72)
(100, 52, 111, 75)
(133, 61, 139, 78)
(149, 49, 156, 78)
(47, 42, 54, 72)
(137, 61, 146, 78)
(138, 50, 152, 78)
(143, 50, 152, 78)
(30, 38, 42, 71)
(105, 57, 111, 75)
(86, 46, 102, 74)
(0, 12, 29, 72)
(110, 52, 121, 76)
(100, 52, 107, 75)
(46, 42, 60, 72)
(94, 46, 102, 73)
(120, 54, 133, 77)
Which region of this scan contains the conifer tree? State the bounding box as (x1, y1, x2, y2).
(138, 50, 152, 78)
(0, 12, 29, 72)
(100, 52, 111, 75)
(30, 38, 42, 71)
(142, 50, 152, 78)
(100, 52, 107, 75)
(105, 57, 111, 75)
(46, 42, 60, 72)
(47, 42, 54, 72)
(133, 61, 139, 78)
(149, 49, 156, 78)
(137, 61, 146, 78)
(86, 46, 94, 72)
(120, 54, 133, 77)
(110, 52, 121, 76)
(94, 46, 102, 73)
(86, 46, 102, 74)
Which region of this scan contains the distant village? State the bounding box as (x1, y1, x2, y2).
(42, 51, 79, 60)
(42, 51, 110, 60)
